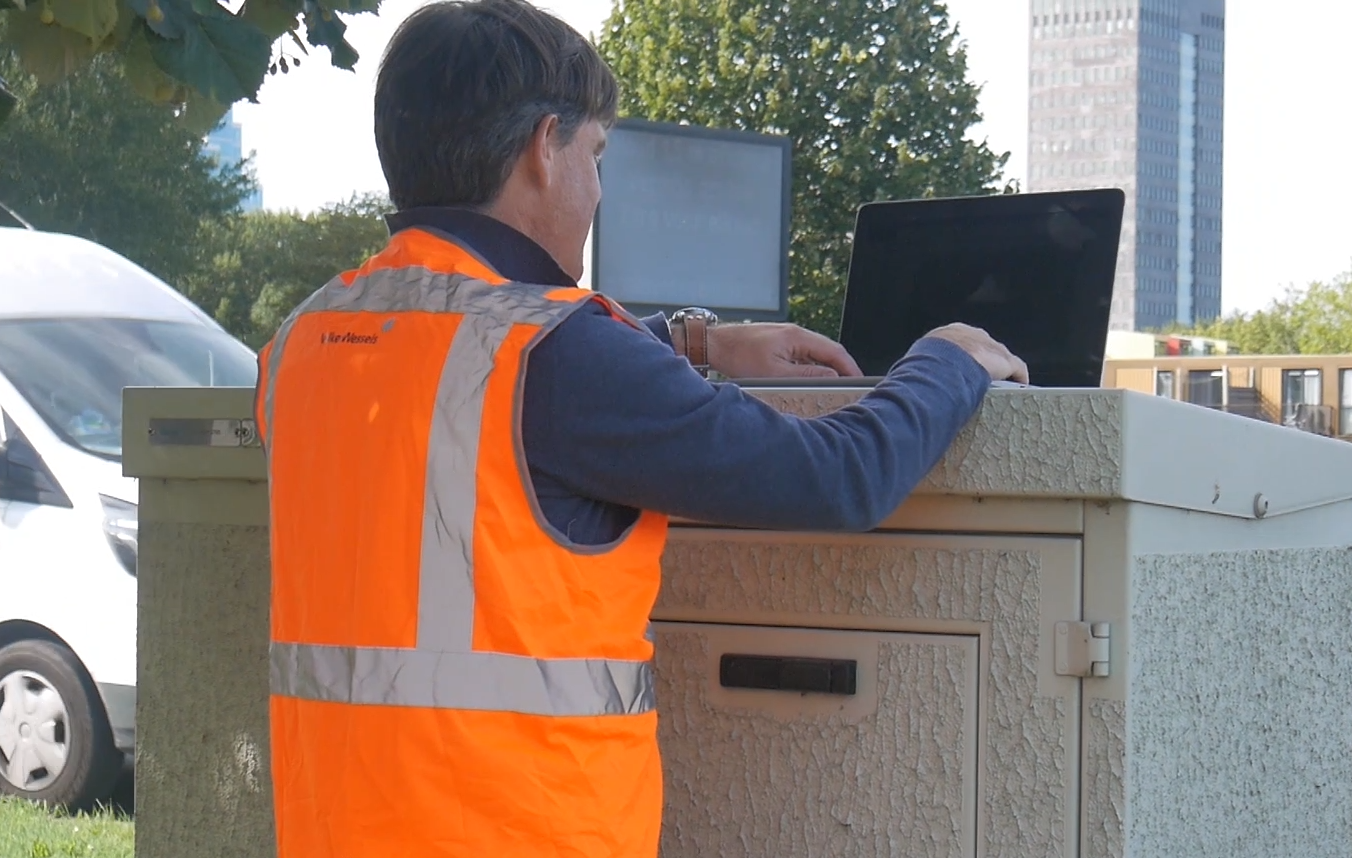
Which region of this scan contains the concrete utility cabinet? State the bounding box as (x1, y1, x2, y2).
(123, 385, 1352, 858)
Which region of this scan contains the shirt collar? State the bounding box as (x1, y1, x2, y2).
(383, 206, 577, 287)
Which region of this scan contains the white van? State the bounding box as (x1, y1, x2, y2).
(0, 226, 259, 808)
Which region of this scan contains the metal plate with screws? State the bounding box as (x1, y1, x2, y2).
(147, 418, 260, 448)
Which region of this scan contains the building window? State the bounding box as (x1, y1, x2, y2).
(1341, 369, 1352, 436)
(1155, 370, 1174, 398)
(1186, 370, 1223, 407)
(1282, 370, 1322, 423)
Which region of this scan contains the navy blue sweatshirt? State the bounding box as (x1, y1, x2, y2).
(385, 208, 992, 544)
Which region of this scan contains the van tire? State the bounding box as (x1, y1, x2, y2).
(0, 639, 122, 811)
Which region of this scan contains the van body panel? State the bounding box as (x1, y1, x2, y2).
(0, 227, 220, 326)
(0, 227, 260, 788)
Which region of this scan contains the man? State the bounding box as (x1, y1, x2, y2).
(255, 1, 1028, 856)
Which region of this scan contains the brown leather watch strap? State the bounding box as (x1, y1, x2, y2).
(682, 314, 711, 374)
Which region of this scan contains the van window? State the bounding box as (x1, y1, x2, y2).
(0, 318, 258, 460)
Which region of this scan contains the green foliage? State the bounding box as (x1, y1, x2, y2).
(0, 30, 388, 348)
(1164, 271, 1352, 355)
(597, 0, 1010, 334)
(0, 71, 15, 119)
(182, 192, 392, 347)
(0, 797, 133, 858)
(0, 0, 380, 133)
(0, 47, 253, 286)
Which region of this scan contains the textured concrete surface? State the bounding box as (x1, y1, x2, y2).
(1082, 699, 1126, 858)
(754, 388, 1126, 499)
(751, 386, 1352, 521)
(1126, 548, 1352, 858)
(655, 629, 973, 858)
(125, 385, 1352, 858)
(123, 385, 1352, 520)
(135, 520, 275, 858)
(656, 535, 1076, 858)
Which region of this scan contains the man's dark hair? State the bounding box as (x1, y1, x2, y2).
(374, 0, 619, 211)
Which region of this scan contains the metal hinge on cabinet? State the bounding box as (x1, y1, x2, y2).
(1054, 621, 1110, 678)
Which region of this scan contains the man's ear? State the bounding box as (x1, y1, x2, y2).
(521, 114, 561, 190)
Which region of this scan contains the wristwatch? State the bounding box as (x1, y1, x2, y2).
(670, 307, 718, 377)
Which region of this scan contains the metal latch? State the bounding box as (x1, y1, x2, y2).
(148, 418, 260, 448)
(1054, 621, 1110, 678)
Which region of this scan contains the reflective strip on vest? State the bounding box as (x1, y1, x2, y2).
(270, 642, 655, 716)
(261, 263, 656, 717)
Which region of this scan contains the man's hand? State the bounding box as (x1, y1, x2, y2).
(695, 322, 864, 379)
(922, 323, 1030, 384)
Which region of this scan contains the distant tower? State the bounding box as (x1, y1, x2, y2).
(203, 106, 264, 213)
(1026, 0, 1225, 332)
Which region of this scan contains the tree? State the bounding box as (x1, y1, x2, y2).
(0, 0, 380, 133)
(597, 0, 1010, 334)
(182, 192, 392, 347)
(0, 71, 14, 121)
(1167, 271, 1352, 355)
(0, 47, 253, 286)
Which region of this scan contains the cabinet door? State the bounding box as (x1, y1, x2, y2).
(655, 528, 1084, 858)
(654, 622, 979, 858)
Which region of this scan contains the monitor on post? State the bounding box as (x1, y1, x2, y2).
(590, 118, 792, 321)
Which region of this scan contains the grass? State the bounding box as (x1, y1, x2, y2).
(0, 798, 133, 858)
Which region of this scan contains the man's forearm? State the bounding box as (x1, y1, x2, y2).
(524, 309, 991, 534)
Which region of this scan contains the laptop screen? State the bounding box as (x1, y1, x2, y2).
(837, 189, 1124, 387)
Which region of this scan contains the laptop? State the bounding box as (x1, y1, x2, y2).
(735, 188, 1125, 389)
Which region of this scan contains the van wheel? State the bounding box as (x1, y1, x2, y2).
(0, 640, 122, 811)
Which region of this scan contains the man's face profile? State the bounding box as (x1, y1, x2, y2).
(535, 117, 608, 281)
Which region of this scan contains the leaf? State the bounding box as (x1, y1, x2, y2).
(184, 0, 223, 15)
(302, 2, 356, 69)
(0, 75, 16, 124)
(5, 3, 97, 84)
(103, 0, 139, 47)
(122, 19, 177, 100)
(49, 0, 118, 40)
(125, 0, 187, 40)
(238, 0, 300, 39)
(0, 0, 28, 11)
(147, 7, 270, 104)
(176, 82, 226, 133)
(313, 0, 378, 15)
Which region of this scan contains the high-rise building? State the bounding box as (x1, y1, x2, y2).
(1027, 0, 1225, 332)
(203, 106, 264, 213)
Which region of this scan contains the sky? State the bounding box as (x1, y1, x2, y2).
(233, 0, 1352, 317)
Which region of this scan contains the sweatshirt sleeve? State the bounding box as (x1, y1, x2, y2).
(520, 305, 990, 532)
(638, 312, 673, 347)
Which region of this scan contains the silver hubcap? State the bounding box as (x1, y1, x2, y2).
(0, 670, 70, 791)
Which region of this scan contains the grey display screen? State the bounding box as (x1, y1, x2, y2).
(591, 119, 791, 319)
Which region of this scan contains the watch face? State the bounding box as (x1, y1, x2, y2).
(675, 307, 718, 322)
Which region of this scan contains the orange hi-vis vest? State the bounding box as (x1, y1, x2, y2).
(254, 228, 671, 858)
